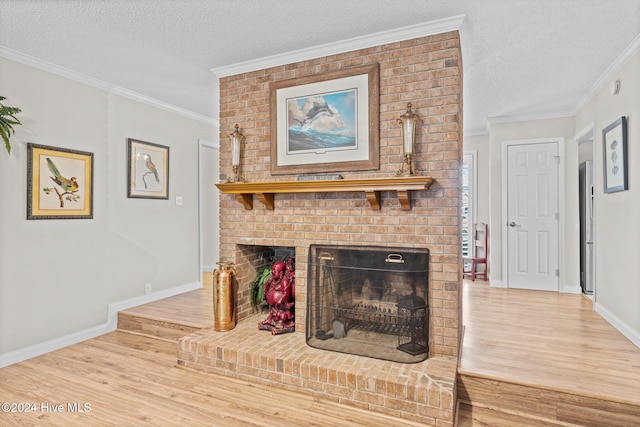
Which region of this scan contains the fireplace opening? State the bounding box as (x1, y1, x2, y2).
(234, 244, 295, 323)
(306, 244, 429, 363)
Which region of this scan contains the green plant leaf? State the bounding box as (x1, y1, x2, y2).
(2, 132, 10, 154)
(0, 96, 22, 155)
(250, 265, 272, 309)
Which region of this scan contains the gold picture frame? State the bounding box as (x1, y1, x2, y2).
(27, 143, 94, 220)
(269, 63, 379, 175)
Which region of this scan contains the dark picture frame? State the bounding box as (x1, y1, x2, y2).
(269, 63, 379, 175)
(127, 138, 169, 199)
(602, 116, 628, 193)
(27, 143, 94, 220)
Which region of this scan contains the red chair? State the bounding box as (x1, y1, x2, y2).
(463, 222, 488, 281)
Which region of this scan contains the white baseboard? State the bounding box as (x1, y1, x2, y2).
(489, 279, 582, 294)
(489, 279, 506, 288)
(0, 281, 202, 368)
(561, 284, 582, 294)
(595, 302, 640, 349)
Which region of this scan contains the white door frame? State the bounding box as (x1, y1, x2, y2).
(501, 137, 565, 291)
(462, 150, 478, 257)
(574, 123, 596, 301)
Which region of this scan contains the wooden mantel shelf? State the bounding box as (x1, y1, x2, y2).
(216, 176, 434, 211)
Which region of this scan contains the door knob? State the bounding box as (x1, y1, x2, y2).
(508, 221, 521, 227)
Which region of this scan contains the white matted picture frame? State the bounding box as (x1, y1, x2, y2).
(602, 116, 628, 193)
(269, 63, 379, 175)
(127, 138, 169, 199)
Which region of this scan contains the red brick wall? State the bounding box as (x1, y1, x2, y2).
(218, 31, 462, 358)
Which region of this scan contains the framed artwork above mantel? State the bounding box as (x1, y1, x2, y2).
(269, 63, 379, 175)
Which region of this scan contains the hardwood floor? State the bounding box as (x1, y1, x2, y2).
(0, 331, 424, 426)
(2, 275, 639, 426)
(457, 280, 640, 426)
(1, 274, 424, 426)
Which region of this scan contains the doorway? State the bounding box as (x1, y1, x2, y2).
(503, 138, 562, 291)
(575, 124, 595, 297)
(462, 150, 477, 260)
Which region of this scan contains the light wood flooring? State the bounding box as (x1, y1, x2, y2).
(457, 281, 640, 426)
(0, 331, 429, 426)
(2, 276, 639, 426)
(0, 274, 423, 427)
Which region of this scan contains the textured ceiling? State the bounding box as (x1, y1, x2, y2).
(1, 0, 639, 133)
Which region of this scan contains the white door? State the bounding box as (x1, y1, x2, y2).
(506, 141, 559, 291)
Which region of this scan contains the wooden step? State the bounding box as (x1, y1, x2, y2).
(117, 285, 214, 342)
(456, 372, 640, 427)
(117, 311, 204, 342)
(458, 281, 640, 427)
(456, 401, 571, 427)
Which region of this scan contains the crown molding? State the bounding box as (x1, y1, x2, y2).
(484, 31, 640, 129)
(487, 109, 575, 127)
(211, 15, 466, 78)
(110, 86, 219, 126)
(463, 126, 489, 137)
(573, 33, 640, 114)
(0, 46, 219, 127)
(0, 46, 113, 90)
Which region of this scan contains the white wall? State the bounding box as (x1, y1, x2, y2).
(200, 141, 220, 272)
(575, 51, 640, 346)
(0, 57, 216, 362)
(486, 117, 577, 289)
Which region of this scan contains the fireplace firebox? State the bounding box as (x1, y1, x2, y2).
(306, 244, 429, 363)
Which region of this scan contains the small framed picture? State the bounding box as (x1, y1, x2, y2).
(602, 117, 628, 193)
(127, 138, 169, 199)
(27, 143, 94, 220)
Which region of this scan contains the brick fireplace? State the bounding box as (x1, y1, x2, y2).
(218, 31, 462, 359)
(179, 30, 462, 426)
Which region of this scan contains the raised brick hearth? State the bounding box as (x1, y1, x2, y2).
(177, 315, 457, 425)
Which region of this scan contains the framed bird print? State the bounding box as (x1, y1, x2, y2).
(27, 143, 94, 220)
(127, 138, 169, 199)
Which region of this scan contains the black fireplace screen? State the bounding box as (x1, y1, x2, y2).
(306, 244, 429, 363)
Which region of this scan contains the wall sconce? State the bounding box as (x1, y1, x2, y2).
(397, 102, 419, 176)
(227, 124, 245, 183)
